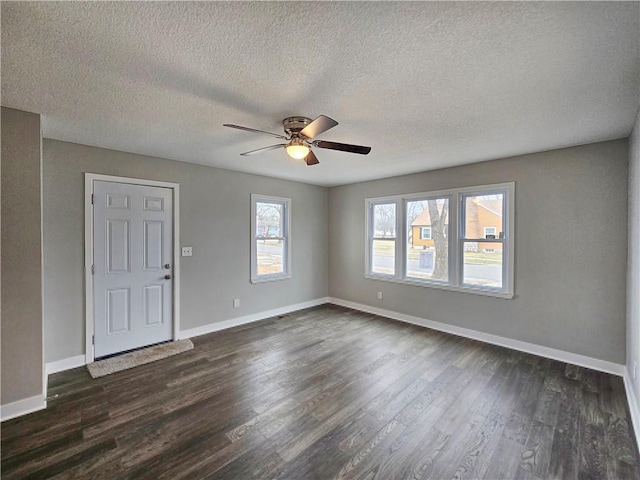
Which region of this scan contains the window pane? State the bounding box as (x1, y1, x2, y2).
(373, 203, 396, 238)
(257, 239, 284, 275)
(464, 193, 503, 239)
(256, 202, 283, 237)
(406, 198, 449, 281)
(372, 239, 395, 275)
(462, 242, 503, 288)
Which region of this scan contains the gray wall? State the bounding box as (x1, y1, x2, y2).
(1, 107, 44, 404)
(43, 139, 328, 363)
(35, 135, 635, 368)
(627, 109, 640, 403)
(329, 139, 628, 364)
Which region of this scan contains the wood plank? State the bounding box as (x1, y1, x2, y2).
(604, 411, 639, 478)
(423, 413, 484, 479)
(577, 390, 608, 479)
(331, 419, 406, 480)
(484, 436, 527, 480)
(503, 359, 548, 444)
(366, 403, 445, 479)
(270, 409, 383, 479)
(547, 378, 581, 480)
(450, 412, 508, 479)
(520, 419, 555, 479)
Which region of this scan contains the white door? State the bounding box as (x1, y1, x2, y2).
(93, 181, 173, 358)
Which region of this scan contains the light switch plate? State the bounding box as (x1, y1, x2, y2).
(181, 246, 193, 257)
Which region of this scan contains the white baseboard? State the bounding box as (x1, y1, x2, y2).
(41, 298, 628, 378)
(46, 354, 86, 374)
(1, 395, 46, 422)
(41, 298, 330, 377)
(327, 297, 626, 377)
(177, 297, 330, 340)
(11, 296, 639, 442)
(624, 369, 640, 449)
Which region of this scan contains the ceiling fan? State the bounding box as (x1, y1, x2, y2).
(223, 115, 371, 166)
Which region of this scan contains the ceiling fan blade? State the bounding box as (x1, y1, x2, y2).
(223, 124, 288, 140)
(313, 140, 371, 155)
(240, 144, 286, 156)
(299, 115, 338, 139)
(304, 150, 319, 166)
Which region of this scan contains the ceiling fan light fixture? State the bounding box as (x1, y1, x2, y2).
(224, 114, 371, 165)
(285, 139, 310, 160)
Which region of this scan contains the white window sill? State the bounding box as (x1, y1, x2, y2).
(364, 274, 514, 299)
(251, 274, 291, 284)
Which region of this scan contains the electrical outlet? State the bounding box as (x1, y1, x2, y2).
(181, 246, 193, 257)
(634, 361, 638, 381)
(233, 298, 240, 309)
(377, 291, 383, 300)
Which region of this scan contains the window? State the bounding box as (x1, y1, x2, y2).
(366, 182, 514, 298)
(251, 194, 291, 283)
(406, 197, 449, 282)
(461, 191, 507, 290)
(369, 202, 397, 276)
(483, 226, 497, 238)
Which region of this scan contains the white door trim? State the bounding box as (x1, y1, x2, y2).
(84, 173, 180, 364)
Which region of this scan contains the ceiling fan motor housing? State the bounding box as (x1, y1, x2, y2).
(283, 116, 313, 138)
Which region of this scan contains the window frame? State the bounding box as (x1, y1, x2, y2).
(420, 226, 432, 240)
(365, 199, 401, 279)
(404, 194, 452, 283)
(365, 182, 515, 299)
(251, 194, 291, 283)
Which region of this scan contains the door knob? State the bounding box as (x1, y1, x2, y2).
(164, 264, 171, 269)
(164, 274, 172, 280)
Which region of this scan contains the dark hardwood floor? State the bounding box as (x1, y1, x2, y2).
(2, 305, 639, 479)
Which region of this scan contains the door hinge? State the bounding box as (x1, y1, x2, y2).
(92, 335, 95, 345)
(91, 264, 96, 275)
(91, 194, 94, 204)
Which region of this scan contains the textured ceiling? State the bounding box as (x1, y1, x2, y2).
(2, 2, 639, 186)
